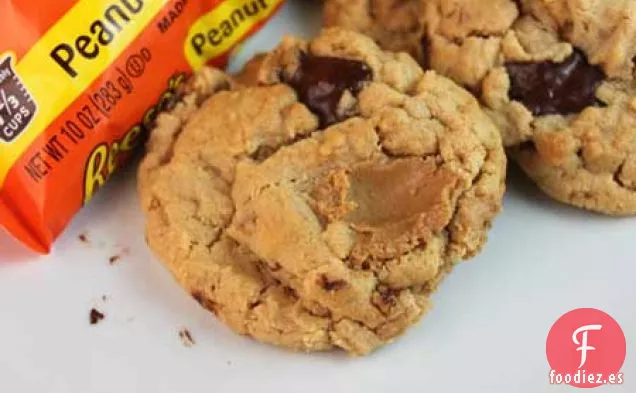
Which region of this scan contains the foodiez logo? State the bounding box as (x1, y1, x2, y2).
(546, 308, 626, 388)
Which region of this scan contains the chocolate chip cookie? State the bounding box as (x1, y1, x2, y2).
(139, 28, 506, 355)
(482, 0, 636, 215)
(326, 0, 636, 215)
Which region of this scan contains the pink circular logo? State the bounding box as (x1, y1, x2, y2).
(546, 308, 626, 388)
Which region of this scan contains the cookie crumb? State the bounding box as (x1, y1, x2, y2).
(78, 232, 89, 244)
(109, 247, 130, 265)
(101, 295, 108, 302)
(109, 255, 121, 265)
(179, 328, 195, 347)
(89, 308, 105, 325)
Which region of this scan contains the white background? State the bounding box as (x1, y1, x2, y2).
(1, 2, 634, 392)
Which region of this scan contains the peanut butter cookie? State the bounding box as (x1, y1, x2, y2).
(138, 28, 506, 355)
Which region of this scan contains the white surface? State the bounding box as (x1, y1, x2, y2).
(1, 2, 635, 392)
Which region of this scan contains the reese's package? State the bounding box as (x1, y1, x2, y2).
(0, 0, 284, 253)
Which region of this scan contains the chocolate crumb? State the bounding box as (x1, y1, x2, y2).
(101, 295, 108, 302)
(78, 233, 89, 243)
(179, 328, 196, 347)
(109, 255, 121, 265)
(318, 275, 348, 291)
(89, 308, 105, 325)
(109, 247, 130, 265)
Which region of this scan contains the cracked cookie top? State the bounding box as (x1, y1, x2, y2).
(138, 28, 505, 355)
(323, 0, 428, 67)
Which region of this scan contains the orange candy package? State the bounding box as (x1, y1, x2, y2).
(0, 0, 284, 253)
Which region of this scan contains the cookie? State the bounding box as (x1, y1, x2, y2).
(323, 0, 428, 66)
(234, 53, 267, 86)
(138, 28, 506, 355)
(325, 0, 636, 215)
(480, 0, 636, 215)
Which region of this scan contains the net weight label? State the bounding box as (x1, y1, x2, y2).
(0, 56, 37, 143)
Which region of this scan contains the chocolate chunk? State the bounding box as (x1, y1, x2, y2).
(372, 286, 401, 313)
(318, 275, 348, 291)
(89, 308, 105, 325)
(287, 54, 373, 127)
(283, 286, 298, 299)
(191, 291, 218, 315)
(420, 36, 431, 70)
(505, 49, 605, 116)
(379, 287, 400, 307)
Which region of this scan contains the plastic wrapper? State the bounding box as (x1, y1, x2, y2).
(0, 0, 284, 253)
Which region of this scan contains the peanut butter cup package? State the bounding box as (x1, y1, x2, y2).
(0, 0, 284, 253)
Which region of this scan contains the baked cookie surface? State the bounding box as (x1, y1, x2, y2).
(323, 0, 427, 66)
(139, 29, 506, 355)
(325, 0, 636, 215)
